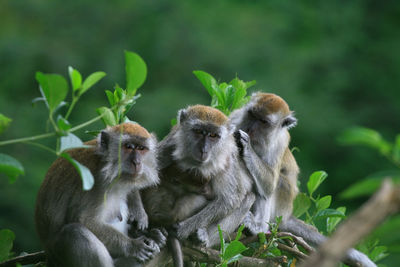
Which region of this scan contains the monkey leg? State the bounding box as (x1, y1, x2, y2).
(243, 196, 274, 235)
(47, 223, 114, 267)
(280, 216, 376, 267)
(198, 193, 256, 247)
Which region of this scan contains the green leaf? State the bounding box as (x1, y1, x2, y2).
(0, 113, 12, 134)
(393, 134, 400, 164)
(327, 207, 346, 234)
(307, 171, 328, 197)
(338, 127, 392, 156)
(340, 179, 383, 199)
(369, 246, 389, 262)
(81, 71, 106, 96)
(339, 170, 400, 199)
(234, 225, 245, 241)
(226, 254, 244, 264)
(96, 107, 117, 127)
(171, 118, 177, 126)
(36, 72, 69, 112)
(85, 130, 101, 137)
(223, 240, 247, 261)
(0, 229, 15, 262)
(125, 51, 147, 95)
(60, 153, 94, 190)
(193, 70, 218, 97)
(258, 232, 266, 245)
(316, 195, 332, 212)
(68, 66, 82, 92)
(0, 153, 24, 183)
(105, 90, 115, 106)
(218, 225, 225, 255)
(60, 133, 92, 152)
(57, 116, 71, 133)
(314, 209, 346, 220)
(293, 193, 311, 218)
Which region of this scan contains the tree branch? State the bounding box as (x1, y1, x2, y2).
(299, 179, 400, 267)
(0, 251, 46, 267)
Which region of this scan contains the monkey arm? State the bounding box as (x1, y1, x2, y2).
(175, 196, 235, 240)
(237, 130, 280, 197)
(127, 190, 148, 230)
(83, 219, 136, 257)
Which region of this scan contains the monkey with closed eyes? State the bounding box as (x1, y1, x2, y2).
(35, 123, 166, 267)
(142, 105, 255, 266)
(230, 92, 376, 267)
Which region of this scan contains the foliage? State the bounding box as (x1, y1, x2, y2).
(293, 171, 346, 234)
(338, 126, 400, 261)
(193, 70, 256, 115)
(338, 126, 400, 198)
(216, 225, 247, 266)
(96, 51, 146, 127)
(0, 229, 15, 262)
(0, 51, 145, 191)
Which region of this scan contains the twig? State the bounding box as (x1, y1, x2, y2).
(0, 251, 46, 267)
(182, 246, 285, 267)
(299, 179, 400, 267)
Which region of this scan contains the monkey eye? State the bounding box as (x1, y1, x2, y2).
(193, 129, 203, 135)
(124, 143, 134, 149)
(136, 145, 145, 150)
(260, 118, 271, 125)
(209, 133, 219, 138)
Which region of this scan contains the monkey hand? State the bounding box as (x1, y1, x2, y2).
(234, 130, 250, 156)
(127, 236, 161, 262)
(173, 221, 192, 240)
(147, 228, 168, 249)
(129, 212, 149, 231)
(243, 211, 267, 235)
(194, 228, 209, 247)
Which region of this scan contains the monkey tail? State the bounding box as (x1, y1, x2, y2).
(280, 216, 377, 267)
(167, 236, 183, 267)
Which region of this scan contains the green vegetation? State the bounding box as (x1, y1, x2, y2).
(1, 0, 399, 265)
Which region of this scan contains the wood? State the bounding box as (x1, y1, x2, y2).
(0, 251, 46, 267)
(299, 179, 400, 267)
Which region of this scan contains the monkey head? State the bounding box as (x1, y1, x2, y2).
(97, 122, 159, 189)
(172, 105, 235, 175)
(230, 92, 297, 156)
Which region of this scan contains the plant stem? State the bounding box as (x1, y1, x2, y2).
(0, 114, 104, 147)
(23, 141, 57, 155)
(69, 114, 104, 132)
(65, 98, 78, 120)
(0, 132, 55, 146)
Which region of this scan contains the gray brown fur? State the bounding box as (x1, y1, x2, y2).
(35, 123, 166, 267)
(142, 105, 255, 266)
(230, 92, 376, 267)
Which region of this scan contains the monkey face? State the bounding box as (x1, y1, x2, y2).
(121, 141, 149, 176)
(98, 129, 158, 186)
(190, 127, 221, 163)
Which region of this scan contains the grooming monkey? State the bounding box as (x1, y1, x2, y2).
(230, 92, 376, 267)
(35, 123, 166, 267)
(143, 105, 255, 265)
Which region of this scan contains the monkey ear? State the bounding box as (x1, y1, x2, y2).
(282, 114, 297, 129)
(100, 131, 110, 150)
(177, 109, 188, 124)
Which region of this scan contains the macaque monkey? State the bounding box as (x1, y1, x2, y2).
(35, 123, 166, 267)
(230, 92, 376, 267)
(143, 105, 255, 266)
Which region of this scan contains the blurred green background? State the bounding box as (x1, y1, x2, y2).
(1, 0, 399, 264)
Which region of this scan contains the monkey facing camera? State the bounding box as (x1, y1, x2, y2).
(142, 105, 255, 267)
(35, 122, 166, 267)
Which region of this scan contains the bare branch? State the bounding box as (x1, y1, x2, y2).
(299, 179, 400, 267)
(0, 251, 46, 267)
